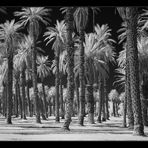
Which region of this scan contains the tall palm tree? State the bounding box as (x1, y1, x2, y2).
(44, 19, 66, 122)
(60, 7, 75, 130)
(73, 7, 89, 126)
(14, 7, 51, 123)
(117, 7, 144, 136)
(117, 20, 134, 128)
(94, 23, 116, 121)
(116, 35, 148, 127)
(74, 32, 109, 123)
(37, 55, 51, 118)
(14, 35, 33, 117)
(51, 51, 67, 119)
(0, 19, 22, 124)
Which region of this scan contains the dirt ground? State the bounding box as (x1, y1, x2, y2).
(0, 115, 148, 141)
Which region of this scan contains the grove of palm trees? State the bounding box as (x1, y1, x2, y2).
(0, 6, 148, 141)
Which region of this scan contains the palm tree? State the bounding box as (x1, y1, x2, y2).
(14, 7, 51, 123)
(117, 20, 134, 128)
(14, 35, 33, 118)
(108, 89, 120, 117)
(0, 56, 8, 117)
(60, 7, 75, 130)
(37, 55, 51, 118)
(94, 23, 116, 121)
(73, 7, 89, 126)
(117, 8, 134, 129)
(117, 7, 144, 136)
(74, 32, 109, 123)
(0, 19, 22, 124)
(44, 19, 66, 122)
(51, 51, 67, 119)
(116, 35, 148, 127)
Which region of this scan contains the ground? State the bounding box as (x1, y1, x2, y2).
(0, 115, 147, 141)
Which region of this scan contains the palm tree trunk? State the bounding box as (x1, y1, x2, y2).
(104, 79, 109, 120)
(6, 39, 13, 124)
(75, 76, 79, 115)
(30, 22, 41, 124)
(18, 77, 23, 118)
(20, 67, 27, 120)
(102, 80, 106, 121)
(55, 50, 60, 122)
(113, 101, 116, 117)
(48, 99, 52, 116)
(122, 92, 127, 127)
(92, 10, 95, 32)
(53, 97, 55, 116)
(39, 97, 47, 120)
(14, 81, 19, 117)
(126, 7, 144, 136)
(97, 78, 103, 123)
(2, 83, 6, 116)
(26, 68, 32, 117)
(59, 76, 64, 119)
(126, 58, 134, 129)
(41, 78, 48, 118)
(63, 7, 74, 131)
(78, 26, 85, 126)
(86, 84, 95, 124)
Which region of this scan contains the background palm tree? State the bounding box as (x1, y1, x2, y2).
(37, 55, 51, 118)
(73, 7, 89, 126)
(14, 7, 51, 123)
(44, 19, 66, 122)
(0, 19, 22, 124)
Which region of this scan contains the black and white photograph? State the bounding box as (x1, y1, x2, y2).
(0, 6, 147, 141)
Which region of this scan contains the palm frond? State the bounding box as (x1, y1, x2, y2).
(73, 7, 89, 32)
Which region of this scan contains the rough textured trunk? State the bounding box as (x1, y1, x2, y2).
(75, 76, 79, 115)
(48, 99, 52, 116)
(97, 79, 103, 123)
(26, 69, 32, 117)
(127, 7, 144, 136)
(6, 39, 13, 124)
(2, 83, 7, 117)
(126, 59, 134, 129)
(122, 93, 127, 127)
(18, 78, 23, 118)
(30, 22, 41, 123)
(53, 97, 55, 116)
(112, 102, 116, 117)
(55, 50, 60, 122)
(41, 79, 48, 118)
(59, 77, 64, 119)
(141, 92, 148, 126)
(104, 79, 109, 120)
(78, 27, 85, 126)
(21, 68, 27, 120)
(86, 84, 95, 124)
(63, 7, 74, 131)
(101, 80, 106, 121)
(39, 98, 47, 120)
(14, 81, 19, 117)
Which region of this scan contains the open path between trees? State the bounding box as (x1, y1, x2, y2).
(0, 116, 147, 141)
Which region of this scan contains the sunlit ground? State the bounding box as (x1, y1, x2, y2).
(0, 115, 147, 141)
